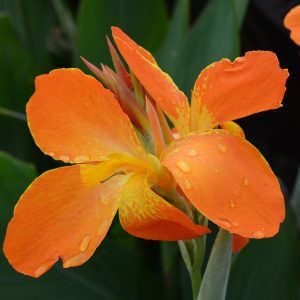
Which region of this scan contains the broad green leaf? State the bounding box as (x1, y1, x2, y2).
(226, 209, 300, 300)
(0, 152, 162, 300)
(172, 0, 250, 94)
(0, 13, 38, 159)
(197, 229, 232, 300)
(157, 0, 189, 73)
(74, 0, 168, 69)
(0, 0, 55, 62)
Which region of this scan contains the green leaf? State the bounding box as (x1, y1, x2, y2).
(0, 152, 162, 299)
(197, 229, 232, 300)
(172, 0, 250, 94)
(74, 0, 168, 69)
(156, 0, 189, 73)
(0, 0, 55, 62)
(226, 209, 300, 300)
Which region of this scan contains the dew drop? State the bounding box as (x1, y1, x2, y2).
(79, 235, 91, 252)
(217, 143, 227, 154)
(63, 252, 86, 268)
(59, 155, 70, 162)
(100, 196, 110, 205)
(34, 264, 48, 277)
(98, 220, 109, 236)
(74, 155, 89, 163)
(243, 177, 249, 186)
(214, 167, 220, 174)
(184, 179, 192, 190)
(187, 149, 198, 157)
(229, 199, 236, 208)
(232, 222, 238, 228)
(252, 230, 265, 238)
(176, 161, 191, 173)
(216, 218, 232, 229)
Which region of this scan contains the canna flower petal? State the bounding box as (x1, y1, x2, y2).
(191, 51, 288, 131)
(284, 5, 300, 46)
(27, 68, 146, 163)
(232, 234, 249, 254)
(118, 174, 210, 240)
(112, 27, 191, 135)
(4, 163, 129, 278)
(161, 130, 285, 238)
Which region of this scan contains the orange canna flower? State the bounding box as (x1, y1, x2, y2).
(111, 27, 289, 252)
(284, 4, 300, 46)
(3, 68, 210, 278)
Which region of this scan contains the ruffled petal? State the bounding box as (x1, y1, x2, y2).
(118, 174, 210, 241)
(4, 162, 128, 277)
(232, 234, 249, 254)
(112, 27, 190, 135)
(191, 51, 288, 131)
(284, 5, 300, 46)
(27, 68, 146, 163)
(161, 130, 285, 238)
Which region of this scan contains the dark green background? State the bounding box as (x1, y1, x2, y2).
(0, 0, 299, 299)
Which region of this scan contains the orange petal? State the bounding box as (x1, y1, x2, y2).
(112, 27, 190, 135)
(161, 130, 285, 238)
(284, 5, 300, 46)
(118, 174, 210, 241)
(4, 163, 128, 277)
(220, 121, 245, 138)
(232, 234, 249, 254)
(27, 68, 146, 163)
(191, 51, 288, 131)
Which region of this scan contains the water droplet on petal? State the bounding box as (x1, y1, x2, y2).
(216, 218, 232, 229)
(243, 177, 249, 186)
(232, 222, 238, 228)
(98, 220, 109, 236)
(63, 253, 87, 268)
(229, 199, 236, 208)
(187, 149, 198, 157)
(217, 143, 227, 154)
(214, 167, 220, 173)
(34, 264, 48, 277)
(79, 235, 91, 252)
(234, 189, 239, 196)
(184, 179, 192, 190)
(176, 161, 191, 173)
(74, 155, 89, 163)
(252, 230, 265, 238)
(59, 155, 70, 162)
(100, 197, 110, 205)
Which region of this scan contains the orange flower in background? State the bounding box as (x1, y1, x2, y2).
(112, 27, 288, 251)
(3, 69, 210, 278)
(284, 4, 300, 46)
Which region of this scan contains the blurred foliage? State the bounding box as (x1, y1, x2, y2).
(0, 0, 299, 299)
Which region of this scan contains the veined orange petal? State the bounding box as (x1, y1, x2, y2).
(191, 51, 288, 131)
(284, 5, 300, 46)
(112, 27, 190, 135)
(220, 121, 245, 138)
(232, 234, 249, 254)
(118, 174, 210, 241)
(161, 130, 285, 238)
(4, 163, 128, 277)
(27, 68, 146, 163)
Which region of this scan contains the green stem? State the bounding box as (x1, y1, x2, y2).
(178, 214, 208, 299)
